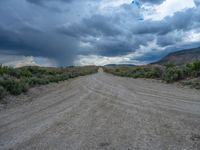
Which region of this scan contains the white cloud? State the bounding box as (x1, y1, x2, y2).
(74, 54, 147, 66)
(1, 55, 57, 68)
(143, 0, 196, 20)
(183, 31, 200, 42)
(133, 40, 165, 57)
(99, 0, 132, 10)
(75, 55, 124, 66)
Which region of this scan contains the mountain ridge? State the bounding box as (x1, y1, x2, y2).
(153, 47, 200, 65)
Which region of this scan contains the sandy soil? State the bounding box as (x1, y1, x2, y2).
(0, 69, 200, 150)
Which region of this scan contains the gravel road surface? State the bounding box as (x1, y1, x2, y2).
(0, 69, 200, 150)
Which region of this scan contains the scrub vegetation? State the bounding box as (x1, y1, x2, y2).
(104, 61, 200, 89)
(0, 65, 98, 100)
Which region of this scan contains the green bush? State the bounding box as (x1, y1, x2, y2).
(192, 61, 200, 71)
(181, 78, 200, 89)
(104, 66, 163, 79)
(0, 66, 98, 99)
(104, 61, 200, 89)
(0, 86, 7, 99)
(8, 68, 21, 78)
(182, 65, 193, 77)
(26, 77, 50, 86)
(20, 69, 32, 77)
(0, 79, 27, 95)
(0, 65, 10, 75)
(164, 63, 176, 69)
(146, 67, 163, 78)
(162, 67, 183, 83)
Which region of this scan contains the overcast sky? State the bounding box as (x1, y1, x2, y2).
(0, 0, 200, 67)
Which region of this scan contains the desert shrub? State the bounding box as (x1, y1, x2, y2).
(0, 79, 28, 95)
(0, 65, 20, 78)
(26, 77, 50, 86)
(0, 66, 98, 99)
(0, 65, 11, 75)
(181, 78, 200, 89)
(191, 82, 200, 89)
(192, 61, 200, 71)
(24, 78, 37, 87)
(190, 61, 200, 77)
(0, 86, 7, 99)
(147, 67, 163, 78)
(181, 61, 200, 78)
(131, 68, 146, 78)
(182, 65, 193, 77)
(105, 66, 163, 79)
(20, 69, 32, 77)
(8, 68, 20, 78)
(162, 66, 183, 83)
(104, 61, 200, 89)
(47, 76, 59, 83)
(164, 63, 176, 68)
(116, 69, 120, 72)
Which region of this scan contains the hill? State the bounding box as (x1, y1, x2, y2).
(154, 47, 200, 65)
(104, 64, 136, 67)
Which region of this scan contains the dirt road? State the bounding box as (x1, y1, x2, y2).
(0, 69, 200, 150)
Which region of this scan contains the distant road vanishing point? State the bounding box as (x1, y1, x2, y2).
(0, 69, 200, 150)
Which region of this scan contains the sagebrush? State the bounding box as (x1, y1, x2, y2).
(104, 61, 200, 88)
(0, 65, 98, 99)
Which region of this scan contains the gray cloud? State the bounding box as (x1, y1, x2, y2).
(26, 0, 73, 5)
(58, 15, 122, 38)
(0, 0, 200, 66)
(0, 25, 78, 66)
(194, 0, 200, 5)
(140, 0, 165, 4)
(58, 3, 200, 58)
(131, 8, 199, 35)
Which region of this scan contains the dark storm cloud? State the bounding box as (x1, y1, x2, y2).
(58, 4, 200, 58)
(131, 8, 199, 35)
(26, 0, 73, 5)
(0, 0, 80, 66)
(94, 39, 135, 57)
(0, 25, 78, 66)
(27, 0, 166, 5)
(58, 15, 122, 38)
(156, 34, 180, 47)
(194, 0, 200, 5)
(79, 33, 155, 57)
(131, 20, 169, 35)
(141, 0, 165, 4)
(57, 4, 149, 57)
